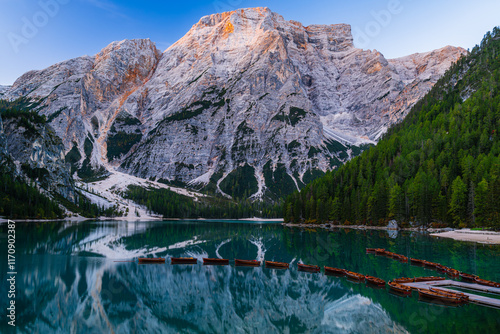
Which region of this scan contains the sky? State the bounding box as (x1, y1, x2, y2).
(0, 0, 499, 85)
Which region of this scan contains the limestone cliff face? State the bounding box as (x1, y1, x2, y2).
(3, 8, 466, 199)
(0, 114, 7, 163)
(1, 114, 76, 201)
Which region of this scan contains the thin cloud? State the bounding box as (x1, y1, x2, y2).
(83, 0, 128, 19)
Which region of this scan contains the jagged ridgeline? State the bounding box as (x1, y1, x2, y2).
(2, 8, 465, 202)
(284, 27, 500, 228)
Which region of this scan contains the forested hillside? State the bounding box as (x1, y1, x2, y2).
(284, 27, 500, 228)
(124, 185, 282, 219)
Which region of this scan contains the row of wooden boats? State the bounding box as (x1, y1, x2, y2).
(138, 257, 266, 266)
(137, 257, 294, 268)
(136, 258, 385, 287)
(324, 267, 386, 286)
(366, 248, 500, 288)
(386, 277, 471, 304)
(367, 248, 408, 262)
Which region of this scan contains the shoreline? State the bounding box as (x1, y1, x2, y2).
(283, 223, 500, 244)
(0, 217, 283, 223)
(430, 230, 500, 245)
(2, 218, 497, 244)
(281, 222, 426, 232)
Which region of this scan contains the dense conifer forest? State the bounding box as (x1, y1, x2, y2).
(283, 27, 500, 228)
(124, 185, 282, 219)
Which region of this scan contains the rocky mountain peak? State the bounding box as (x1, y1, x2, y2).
(194, 7, 272, 28)
(2, 8, 467, 202)
(175, 7, 354, 56)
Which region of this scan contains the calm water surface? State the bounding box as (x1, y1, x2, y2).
(1, 220, 499, 333)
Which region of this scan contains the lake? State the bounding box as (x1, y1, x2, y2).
(1, 220, 499, 333)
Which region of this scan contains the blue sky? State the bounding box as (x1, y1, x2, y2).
(0, 0, 499, 85)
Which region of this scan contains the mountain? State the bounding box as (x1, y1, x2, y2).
(2, 7, 465, 208)
(283, 27, 500, 228)
(0, 85, 9, 97)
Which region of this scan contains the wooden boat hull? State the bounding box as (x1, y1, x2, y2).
(203, 258, 229, 265)
(375, 249, 386, 255)
(298, 264, 320, 273)
(430, 287, 469, 302)
(366, 248, 376, 253)
(324, 267, 345, 276)
(138, 258, 165, 263)
(424, 261, 439, 268)
(436, 265, 449, 273)
(410, 258, 425, 266)
(235, 259, 261, 267)
(475, 278, 500, 288)
(446, 269, 460, 278)
(388, 282, 412, 295)
(459, 273, 478, 282)
(396, 255, 409, 263)
(171, 257, 198, 264)
(418, 289, 465, 304)
(414, 276, 446, 282)
(265, 261, 289, 269)
(393, 277, 415, 284)
(344, 271, 365, 281)
(365, 276, 386, 287)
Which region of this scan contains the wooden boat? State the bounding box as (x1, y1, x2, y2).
(298, 263, 320, 273)
(375, 248, 386, 255)
(410, 258, 426, 266)
(394, 254, 408, 262)
(235, 259, 261, 267)
(265, 261, 289, 269)
(366, 248, 377, 253)
(430, 287, 469, 302)
(393, 277, 415, 284)
(344, 270, 365, 281)
(475, 277, 500, 288)
(424, 261, 439, 269)
(171, 257, 198, 264)
(138, 257, 165, 263)
(365, 275, 386, 287)
(324, 267, 345, 276)
(459, 272, 478, 282)
(414, 276, 446, 282)
(388, 281, 412, 295)
(203, 258, 229, 265)
(436, 264, 449, 273)
(418, 288, 466, 304)
(446, 268, 460, 278)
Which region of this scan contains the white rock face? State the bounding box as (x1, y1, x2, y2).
(0, 85, 9, 96)
(4, 8, 466, 199)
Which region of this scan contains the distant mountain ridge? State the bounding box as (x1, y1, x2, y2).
(2, 7, 465, 203)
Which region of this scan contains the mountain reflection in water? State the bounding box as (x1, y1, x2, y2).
(2, 220, 499, 333)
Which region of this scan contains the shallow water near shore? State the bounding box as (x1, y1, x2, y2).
(1, 220, 499, 333)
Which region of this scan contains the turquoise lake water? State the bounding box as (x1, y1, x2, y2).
(0, 220, 499, 333)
